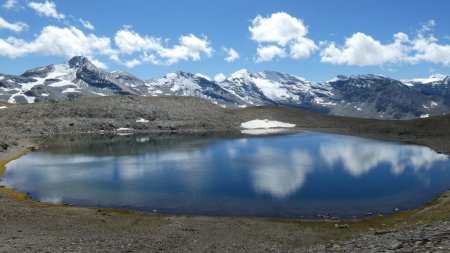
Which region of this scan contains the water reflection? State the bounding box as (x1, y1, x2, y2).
(2, 133, 449, 218)
(319, 140, 446, 177)
(250, 148, 313, 198)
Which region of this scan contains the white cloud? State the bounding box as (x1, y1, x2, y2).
(114, 28, 162, 55)
(320, 32, 409, 66)
(2, 0, 17, 9)
(0, 26, 116, 59)
(249, 12, 317, 62)
(250, 12, 308, 46)
(223, 47, 240, 62)
(124, 59, 141, 68)
(320, 20, 450, 66)
(28, 1, 65, 20)
(418, 19, 436, 34)
(79, 19, 94, 30)
(255, 45, 286, 62)
(113, 29, 213, 67)
(140, 52, 161, 65)
(159, 34, 213, 64)
(214, 73, 226, 82)
(410, 35, 450, 65)
(0, 16, 28, 32)
(89, 58, 108, 69)
(290, 37, 318, 59)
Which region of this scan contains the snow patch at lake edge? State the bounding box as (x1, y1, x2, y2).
(136, 118, 150, 123)
(240, 119, 296, 129)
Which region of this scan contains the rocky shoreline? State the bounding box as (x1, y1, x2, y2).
(1, 96, 450, 252)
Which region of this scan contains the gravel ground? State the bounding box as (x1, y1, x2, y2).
(0, 96, 449, 252)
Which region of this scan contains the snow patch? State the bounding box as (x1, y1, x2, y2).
(136, 118, 149, 123)
(0, 106, 7, 109)
(313, 97, 337, 106)
(402, 74, 447, 85)
(252, 78, 299, 101)
(241, 128, 291, 135)
(165, 73, 178, 79)
(214, 73, 226, 82)
(62, 88, 80, 93)
(241, 119, 296, 129)
(116, 128, 134, 131)
(89, 91, 106, 96)
(229, 69, 250, 79)
(420, 114, 430, 118)
(48, 80, 77, 87)
(41, 93, 49, 97)
(195, 73, 211, 81)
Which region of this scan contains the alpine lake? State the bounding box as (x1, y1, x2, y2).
(2, 131, 449, 219)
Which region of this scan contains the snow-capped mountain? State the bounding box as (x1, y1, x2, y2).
(0, 56, 139, 103)
(325, 74, 433, 119)
(402, 74, 450, 113)
(216, 69, 334, 113)
(1, 56, 449, 119)
(145, 71, 247, 107)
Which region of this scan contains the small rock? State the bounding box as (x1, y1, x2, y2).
(386, 240, 402, 250)
(0, 142, 9, 150)
(27, 146, 38, 151)
(335, 224, 350, 229)
(374, 229, 396, 235)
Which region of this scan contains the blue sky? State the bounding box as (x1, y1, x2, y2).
(0, 0, 449, 81)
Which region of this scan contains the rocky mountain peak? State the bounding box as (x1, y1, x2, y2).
(68, 56, 91, 68)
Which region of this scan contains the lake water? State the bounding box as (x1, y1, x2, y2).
(2, 132, 450, 219)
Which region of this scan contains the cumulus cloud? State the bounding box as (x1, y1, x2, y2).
(159, 34, 213, 64)
(114, 28, 162, 55)
(28, 1, 65, 19)
(320, 32, 409, 66)
(0, 16, 28, 32)
(250, 12, 308, 46)
(290, 37, 318, 59)
(123, 58, 141, 68)
(89, 58, 108, 69)
(0, 26, 116, 59)
(401, 20, 450, 65)
(223, 47, 240, 62)
(255, 45, 286, 62)
(249, 12, 317, 62)
(114, 28, 213, 66)
(2, 0, 17, 9)
(79, 19, 94, 30)
(320, 20, 450, 66)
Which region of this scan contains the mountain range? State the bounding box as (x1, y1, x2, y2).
(1, 56, 449, 120)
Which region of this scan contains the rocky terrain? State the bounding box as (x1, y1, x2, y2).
(0, 96, 449, 252)
(1, 56, 449, 119)
(0, 95, 449, 154)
